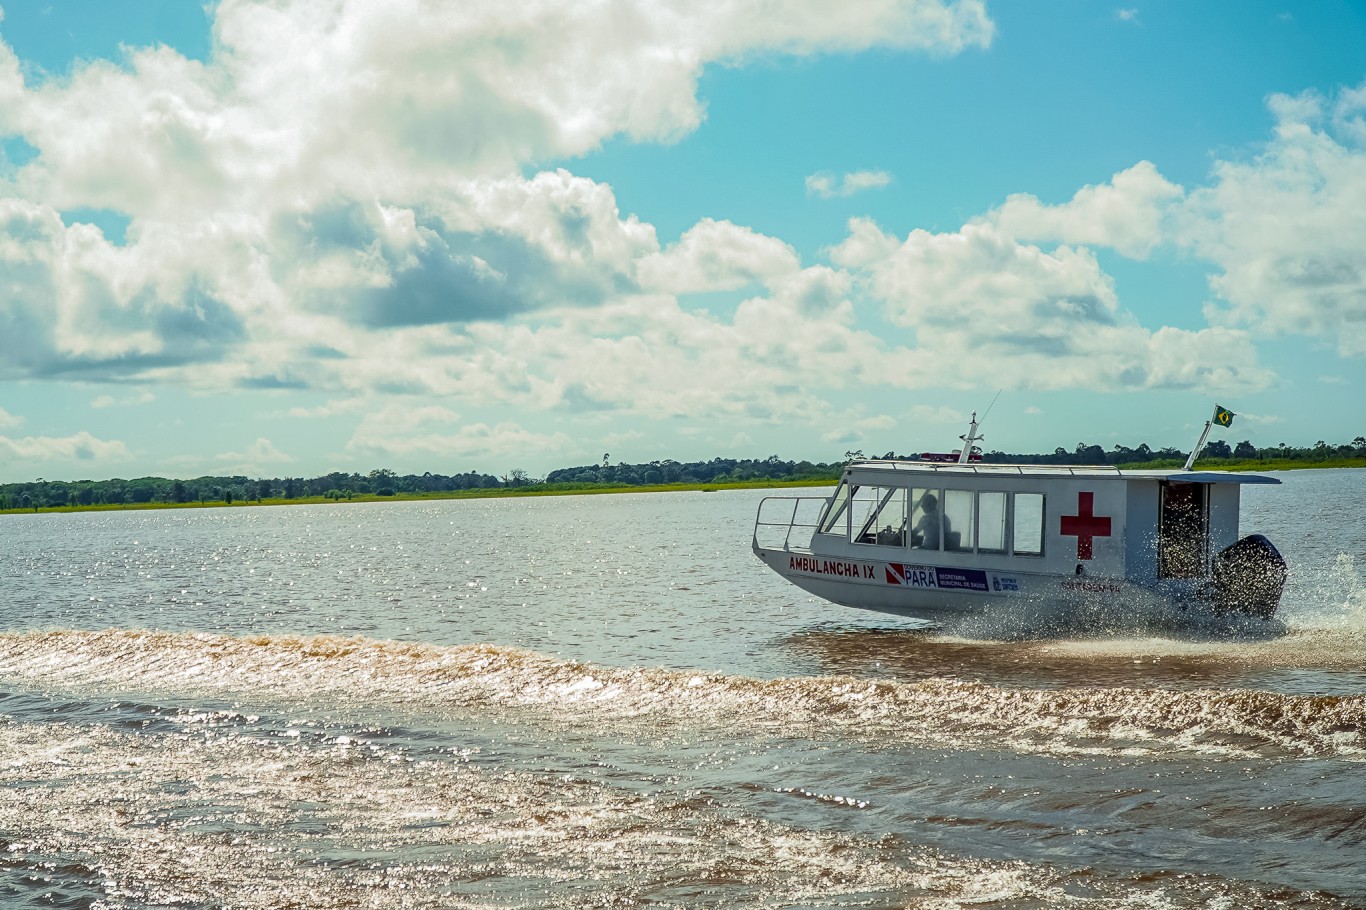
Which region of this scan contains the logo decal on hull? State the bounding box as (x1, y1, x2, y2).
(885, 563, 938, 588)
(884, 563, 993, 592)
(992, 575, 1020, 592)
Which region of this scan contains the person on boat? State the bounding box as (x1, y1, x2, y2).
(912, 493, 949, 549)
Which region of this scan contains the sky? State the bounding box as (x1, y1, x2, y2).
(1, 0, 1365, 483)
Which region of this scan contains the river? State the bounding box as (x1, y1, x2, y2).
(1, 469, 1363, 908)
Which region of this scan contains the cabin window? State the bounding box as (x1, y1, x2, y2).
(943, 490, 973, 552)
(817, 482, 853, 536)
(850, 484, 878, 542)
(1012, 492, 1045, 556)
(977, 491, 1007, 554)
(909, 488, 944, 550)
(831, 485, 1045, 558)
(852, 486, 908, 546)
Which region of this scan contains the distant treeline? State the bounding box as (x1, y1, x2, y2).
(2, 437, 1364, 510)
(980, 435, 1366, 467)
(0, 457, 843, 510)
(543, 456, 839, 486)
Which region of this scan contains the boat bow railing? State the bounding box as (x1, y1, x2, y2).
(753, 496, 827, 554)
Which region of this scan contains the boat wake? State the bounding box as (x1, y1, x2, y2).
(2, 628, 1362, 762)
(913, 596, 1292, 643)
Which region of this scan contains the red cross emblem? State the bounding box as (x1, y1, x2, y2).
(1060, 491, 1112, 560)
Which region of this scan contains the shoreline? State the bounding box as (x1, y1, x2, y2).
(3, 459, 1363, 517)
(0, 477, 836, 516)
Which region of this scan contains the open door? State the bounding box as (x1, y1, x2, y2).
(1158, 481, 1209, 578)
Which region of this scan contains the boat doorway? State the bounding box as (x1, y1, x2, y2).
(1158, 481, 1209, 578)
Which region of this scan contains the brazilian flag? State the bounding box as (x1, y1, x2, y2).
(1213, 405, 1235, 428)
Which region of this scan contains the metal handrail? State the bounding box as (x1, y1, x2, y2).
(753, 495, 824, 553)
(846, 460, 1127, 477)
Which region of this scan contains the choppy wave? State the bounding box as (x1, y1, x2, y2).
(3, 628, 1362, 761)
(3, 721, 1315, 910)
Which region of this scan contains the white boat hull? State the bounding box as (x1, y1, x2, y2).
(752, 544, 1281, 637)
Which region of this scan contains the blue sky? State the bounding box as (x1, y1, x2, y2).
(1, 0, 1364, 482)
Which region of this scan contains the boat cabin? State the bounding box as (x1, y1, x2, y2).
(814, 461, 1277, 584)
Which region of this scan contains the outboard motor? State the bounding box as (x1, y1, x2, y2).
(1208, 534, 1287, 619)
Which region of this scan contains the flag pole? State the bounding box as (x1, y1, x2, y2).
(1182, 420, 1213, 471)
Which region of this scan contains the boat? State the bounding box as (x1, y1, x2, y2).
(752, 411, 1288, 634)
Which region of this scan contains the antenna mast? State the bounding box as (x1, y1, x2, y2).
(958, 411, 983, 464)
(956, 390, 999, 464)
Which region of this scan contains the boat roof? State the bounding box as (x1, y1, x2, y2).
(844, 460, 1281, 485)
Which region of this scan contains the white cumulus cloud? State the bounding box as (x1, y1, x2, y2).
(214, 438, 295, 472)
(91, 392, 155, 409)
(0, 430, 130, 462)
(347, 407, 576, 463)
(986, 161, 1183, 259)
(806, 170, 895, 199)
(636, 219, 800, 294)
(1178, 82, 1366, 356)
(830, 218, 1270, 392)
